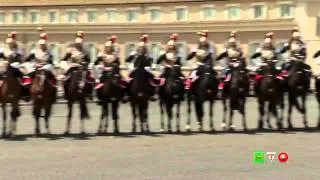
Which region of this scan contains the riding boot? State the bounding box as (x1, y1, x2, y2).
(21, 84, 31, 102)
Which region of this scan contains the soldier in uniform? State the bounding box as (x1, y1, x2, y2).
(186, 30, 214, 66)
(24, 28, 57, 101)
(185, 31, 216, 89)
(0, 32, 29, 101)
(61, 31, 93, 100)
(125, 34, 157, 101)
(156, 33, 184, 78)
(250, 32, 283, 92)
(216, 31, 245, 83)
(94, 36, 126, 103)
(280, 27, 311, 92)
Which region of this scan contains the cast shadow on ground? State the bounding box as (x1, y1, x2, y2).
(0, 127, 319, 141)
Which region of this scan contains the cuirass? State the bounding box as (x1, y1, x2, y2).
(196, 49, 208, 59)
(71, 48, 85, 63)
(166, 52, 177, 62)
(3, 49, 15, 59)
(290, 42, 302, 53)
(227, 48, 240, 58)
(101, 53, 115, 64)
(35, 49, 50, 63)
(261, 49, 274, 60)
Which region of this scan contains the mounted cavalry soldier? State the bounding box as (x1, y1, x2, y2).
(0, 31, 30, 101)
(216, 31, 245, 83)
(61, 31, 94, 100)
(280, 27, 312, 92)
(24, 28, 57, 102)
(251, 32, 283, 92)
(185, 30, 216, 90)
(125, 34, 157, 101)
(156, 33, 184, 79)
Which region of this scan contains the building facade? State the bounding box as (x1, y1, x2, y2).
(0, 0, 319, 71)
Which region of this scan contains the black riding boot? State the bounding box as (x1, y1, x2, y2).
(21, 85, 31, 102)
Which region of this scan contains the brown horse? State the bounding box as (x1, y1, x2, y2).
(30, 64, 57, 136)
(0, 65, 22, 138)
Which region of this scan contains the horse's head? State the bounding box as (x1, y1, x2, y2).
(164, 65, 184, 98)
(230, 61, 248, 91)
(102, 67, 122, 93)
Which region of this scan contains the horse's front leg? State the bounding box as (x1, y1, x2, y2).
(266, 102, 273, 129)
(221, 95, 228, 130)
(258, 99, 265, 130)
(240, 98, 247, 131)
(228, 106, 235, 131)
(112, 101, 119, 134)
(144, 102, 150, 133)
(79, 99, 89, 135)
(97, 103, 105, 134)
(159, 100, 165, 132)
(302, 95, 308, 128)
(287, 94, 294, 129)
(9, 101, 20, 137)
(209, 100, 215, 132)
(44, 103, 53, 134)
(194, 101, 204, 132)
(2, 103, 7, 137)
(165, 102, 173, 133)
(318, 101, 320, 128)
(104, 103, 109, 134)
(176, 101, 181, 133)
(64, 101, 73, 135)
(131, 102, 137, 133)
(186, 97, 192, 132)
(33, 101, 41, 136)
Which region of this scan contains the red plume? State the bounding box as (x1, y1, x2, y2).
(110, 36, 117, 44)
(201, 30, 208, 38)
(76, 31, 84, 39)
(170, 33, 178, 41)
(40, 33, 48, 40)
(10, 31, 17, 40)
(140, 34, 148, 43)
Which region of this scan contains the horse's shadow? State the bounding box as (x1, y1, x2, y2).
(0, 127, 319, 141)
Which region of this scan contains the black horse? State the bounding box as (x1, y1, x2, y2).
(221, 60, 249, 131)
(286, 60, 310, 129)
(64, 63, 93, 135)
(96, 66, 125, 134)
(158, 65, 185, 133)
(256, 60, 284, 130)
(30, 64, 57, 135)
(128, 55, 157, 133)
(186, 64, 219, 132)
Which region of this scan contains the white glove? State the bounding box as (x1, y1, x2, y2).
(41, 64, 53, 70)
(192, 47, 197, 52)
(30, 49, 36, 54)
(10, 62, 20, 68)
(144, 67, 151, 71)
(0, 48, 3, 53)
(130, 51, 136, 56)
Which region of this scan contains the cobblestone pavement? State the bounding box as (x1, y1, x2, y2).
(0, 98, 319, 180)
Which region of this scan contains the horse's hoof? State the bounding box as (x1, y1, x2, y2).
(317, 123, 320, 128)
(63, 131, 69, 136)
(304, 124, 309, 128)
(243, 127, 248, 131)
(159, 128, 165, 132)
(287, 124, 293, 129)
(176, 129, 181, 133)
(114, 130, 119, 134)
(185, 125, 191, 131)
(277, 123, 283, 130)
(267, 124, 273, 129)
(168, 129, 172, 133)
(229, 125, 235, 131)
(210, 128, 215, 132)
(80, 131, 86, 136)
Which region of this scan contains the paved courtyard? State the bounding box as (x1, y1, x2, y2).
(0, 97, 319, 180)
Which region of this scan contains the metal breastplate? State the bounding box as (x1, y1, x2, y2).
(3, 49, 16, 60)
(196, 49, 208, 60)
(290, 42, 302, 53)
(101, 53, 115, 64)
(71, 49, 85, 63)
(35, 49, 50, 63)
(165, 52, 177, 62)
(227, 48, 240, 58)
(261, 49, 274, 60)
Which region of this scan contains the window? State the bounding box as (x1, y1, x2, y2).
(253, 5, 265, 19)
(149, 43, 161, 63)
(66, 10, 78, 23)
(125, 43, 137, 58)
(87, 10, 97, 23)
(127, 10, 140, 22)
(48, 11, 58, 23)
(227, 6, 241, 20)
(29, 11, 40, 23)
(106, 9, 118, 23)
(176, 42, 187, 63)
(317, 16, 320, 36)
(201, 7, 215, 20)
(176, 7, 187, 21)
(149, 9, 162, 22)
(49, 44, 60, 65)
(0, 12, 5, 24)
(280, 4, 294, 18)
(12, 11, 23, 24)
(249, 43, 261, 66)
